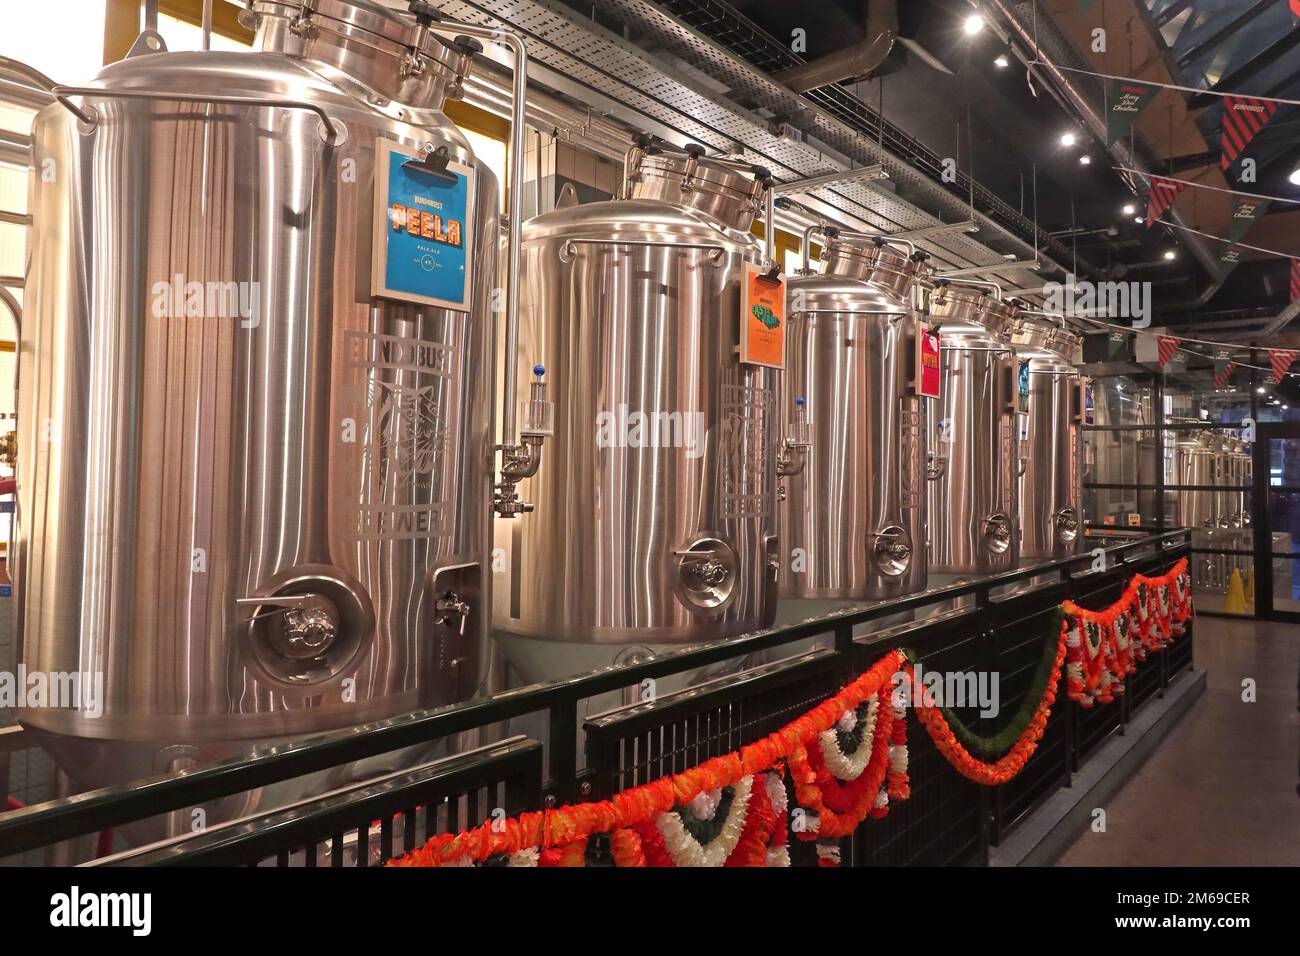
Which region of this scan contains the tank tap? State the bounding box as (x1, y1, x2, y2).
(925, 449, 948, 482)
(0, 430, 15, 469)
(435, 591, 472, 636)
(777, 396, 810, 478)
(496, 365, 553, 517)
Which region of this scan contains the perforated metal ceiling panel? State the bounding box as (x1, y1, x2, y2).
(435, 0, 1055, 289)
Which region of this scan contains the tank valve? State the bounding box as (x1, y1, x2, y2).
(0, 430, 15, 469)
(435, 591, 472, 636)
(777, 396, 811, 479)
(983, 514, 1013, 553)
(925, 450, 948, 482)
(496, 365, 553, 517)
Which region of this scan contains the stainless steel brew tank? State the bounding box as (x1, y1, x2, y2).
(1010, 315, 1085, 561)
(780, 234, 931, 601)
(496, 148, 779, 649)
(17, 0, 500, 772)
(926, 285, 1021, 577)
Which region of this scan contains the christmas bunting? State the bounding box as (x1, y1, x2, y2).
(1228, 196, 1270, 243)
(1291, 259, 1300, 303)
(1219, 95, 1280, 173)
(1271, 349, 1297, 384)
(1213, 347, 1237, 387)
(1146, 176, 1186, 227)
(1157, 335, 1180, 369)
(1106, 79, 1158, 145)
(1216, 244, 1246, 282)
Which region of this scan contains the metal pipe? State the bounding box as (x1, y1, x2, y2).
(937, 276, 1004, 300)
(431, 22, 528, 456)
(202, 0, 214, 51)
(764, 185, 775, 268)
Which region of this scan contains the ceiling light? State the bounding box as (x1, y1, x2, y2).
(994, 53, 1010, 68)
(1060, 132, 1077, 147)
(963, 14, 985, 35)
(1257, 387, 1267, 394)
(1134, 216, 1144, 224)
(1290, 166, 1300, 186)
(1122, 204, 1136, 216)
(1079, 155, 1092, 165)
(1163, 250, 1176, 260)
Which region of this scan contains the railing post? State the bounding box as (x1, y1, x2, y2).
(548, 701, 579, 803)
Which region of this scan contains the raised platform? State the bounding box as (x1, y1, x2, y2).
(989, 664, 1207, 867)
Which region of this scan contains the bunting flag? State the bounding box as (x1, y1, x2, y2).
(1157, 335, 1181, 368)
(1105, 79, 1158, 145)
(1145, 176, 1186, 227)
(1228, 197, 1270, 243)
(1107, 331, 1129, 360)
(1213, 347, 1237, 388)
(1291, 259, 1300, 303)
(1271, 349, 1298, 383)
(1219, 95, 1280, 172)
(1216, 244, 1246, 282)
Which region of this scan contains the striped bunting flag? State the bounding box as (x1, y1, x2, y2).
(1145, 176, 1186, 227)
(1291, 259, 1300, 304)
(1157, 335, 1180, 368)
(1271, 349, 1298, 384)
(1219, 95, 1280, 171)
(1213, 348, 1237, 388)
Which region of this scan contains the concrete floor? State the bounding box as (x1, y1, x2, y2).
(1057, 615, 1300, 866)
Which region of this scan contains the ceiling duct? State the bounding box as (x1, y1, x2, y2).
(771, 0, 899, 93)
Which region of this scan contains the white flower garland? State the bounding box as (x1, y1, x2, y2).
(687, 787, 722, 821)
(765, 845, 791, 868)
(655, 774, 754, 867)
(818, 697, 879, 781)
(506, 849, 539, 867)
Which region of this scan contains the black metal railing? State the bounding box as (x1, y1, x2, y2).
(0, 531, 1193, 865)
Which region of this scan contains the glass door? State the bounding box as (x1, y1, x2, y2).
(1253, 424, 1300, 622)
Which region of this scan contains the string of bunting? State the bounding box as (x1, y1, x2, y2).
(388, 561, 1192, 868)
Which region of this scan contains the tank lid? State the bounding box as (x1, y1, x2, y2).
(624, 139, 769, 232)
(1009, 314, 1082, 360)
(821, 233, 926, 300)
(928, 283, 1018, 337)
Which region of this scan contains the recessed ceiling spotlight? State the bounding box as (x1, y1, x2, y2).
(1257, 387, 1267, 394)
(1290, 166, 1300, 186)
(963, 14, 986, 35)
(1163, 250, 1177, 260)
(1060, 132, 1077, 147)
(1122, 203, 1137, 216)
(1134, 216, 1144, 224)
(1079, 154, 1092, 165)
(994, 53, 1010, 68)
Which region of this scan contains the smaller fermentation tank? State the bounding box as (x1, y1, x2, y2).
(925, 282, 1021, 577)
(1010, 315, 1086, 560)
(780, 226, 933, 601)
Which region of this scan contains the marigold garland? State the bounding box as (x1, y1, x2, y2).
(390, 560, 1190, 866)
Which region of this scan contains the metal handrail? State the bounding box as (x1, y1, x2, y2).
(49, 86, 343, 144)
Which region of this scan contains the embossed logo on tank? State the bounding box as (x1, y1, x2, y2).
(346, 331, 455, 540)
(719, 382, 773, 519)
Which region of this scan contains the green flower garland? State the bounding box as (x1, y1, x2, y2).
(900, 607, 1065, 760)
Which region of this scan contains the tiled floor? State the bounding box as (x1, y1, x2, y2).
(1058, 615, 1300, 866)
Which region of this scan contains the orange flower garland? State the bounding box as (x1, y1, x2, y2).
(388, 559, 1191, 866)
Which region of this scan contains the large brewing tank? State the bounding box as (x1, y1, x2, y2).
(496, 139, 782, 654)
(1010, 315, 1086, 561)
(779, 226, 933, 601)
(925, 282, 1021, 577)
(13, 0, 527, 791)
